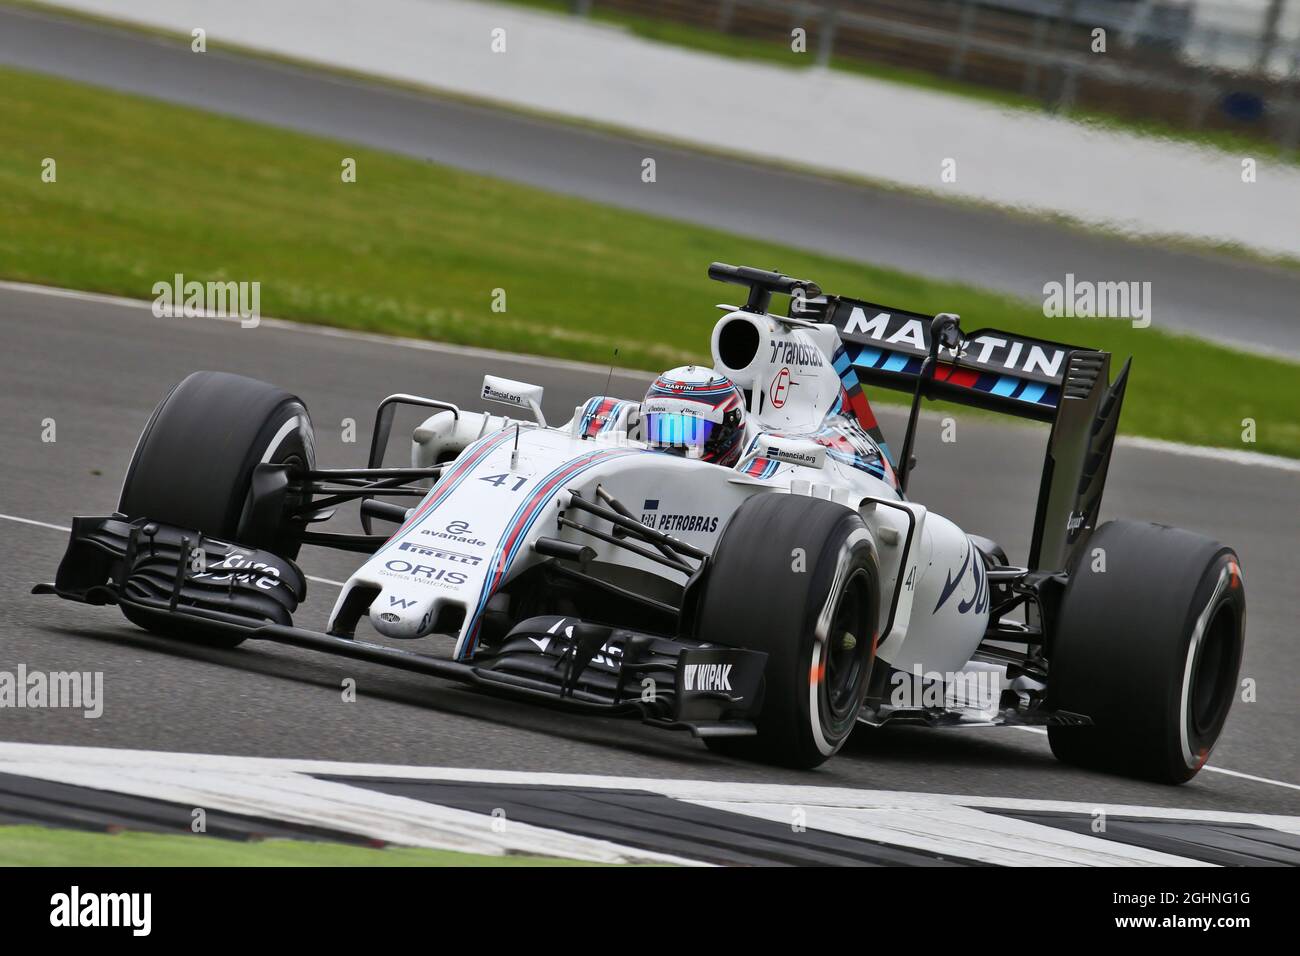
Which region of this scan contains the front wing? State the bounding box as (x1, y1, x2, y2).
(34, 516, 766, 738)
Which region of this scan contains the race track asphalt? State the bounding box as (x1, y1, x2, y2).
(2, 4, 1299, 357)
(1, 285, 1296, 815)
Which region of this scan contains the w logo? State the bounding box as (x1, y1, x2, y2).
(389, 596, 416, 609)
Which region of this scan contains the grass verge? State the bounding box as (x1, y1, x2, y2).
(1, 65, 1296, 456)
(0, 825, 593, 866)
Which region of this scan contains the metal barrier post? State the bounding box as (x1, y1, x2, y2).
(1058, 61, 1079, 113)
(817, 0, 840, 68)
(1188, 78, 1215, 130)
(1023, 14, 1049, 96)
(1046, 0, 1080, 111)
(1282, 47, 1300, 153)
(1257, 0, 1288, 74)
(950, 1, 977, 79)
(717, 0, 737, 32)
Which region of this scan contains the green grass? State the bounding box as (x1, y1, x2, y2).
(495, 0, 1300, 165)
(0, 825, 594, 866)
(1, 65, 1296, 456)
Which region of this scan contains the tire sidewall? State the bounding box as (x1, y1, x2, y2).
(1048, 520, 1246, 783)
(1167, 549, 1245, 778)
(235, 400, 315, 556)
(116, 372, 316, 647)
(118, 371, 315, 559)
(698, 494, 880, 768)
(800, 525, 878, 757)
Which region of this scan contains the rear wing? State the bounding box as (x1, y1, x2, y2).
(781, 284, 1131, 573)
(707, 264, 1130, 572)
(792, 294, 1074, 423)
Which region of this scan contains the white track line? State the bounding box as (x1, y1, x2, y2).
(0, 280, 653, 381)
(1011, 725, 1300, 792)
(3, 279, 1298, 469)
(9, 508, 1294, 794)
(0, 514, 72, 534)
(1117, 435, 1300, 472)
(1199, 766, 1300, 791)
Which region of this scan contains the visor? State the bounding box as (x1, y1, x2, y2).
(643, 412, 717, 455)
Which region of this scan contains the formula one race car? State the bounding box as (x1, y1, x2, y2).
(37, 263, 1246, 782)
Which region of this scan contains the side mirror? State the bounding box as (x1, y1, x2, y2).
(481, 375, 546, 427)
(932, 312, 963, 353)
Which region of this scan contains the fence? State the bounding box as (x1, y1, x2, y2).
(558, 0, 1300, 150)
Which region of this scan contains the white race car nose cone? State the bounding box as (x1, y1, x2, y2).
(368, 591, 433, 640)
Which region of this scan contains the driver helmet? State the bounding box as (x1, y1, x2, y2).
(642, 366, 747, 466)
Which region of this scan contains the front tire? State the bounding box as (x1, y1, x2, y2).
(696, 494, 879, 768)
(1046, 520, 1246, 784)
(118, 371, 315, 647)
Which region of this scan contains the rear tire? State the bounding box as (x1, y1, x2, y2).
(118, 371, 315, 648)
(697, 494, 879, 769)
(1046, 520, 1246, 784)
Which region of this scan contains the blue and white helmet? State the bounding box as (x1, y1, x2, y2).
(642, 366, 747, 466)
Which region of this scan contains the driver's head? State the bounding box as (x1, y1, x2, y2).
(642, 367, 746, 466)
